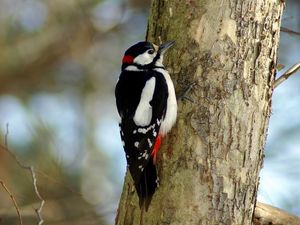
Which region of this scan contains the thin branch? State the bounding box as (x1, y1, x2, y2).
(1, 124, 45, 225)
(254, 202, 300, 225)
(0, 180, 23, 225)
(281, 27, 300, 35)
(274, 61, 300, 88)
(31, 166, 45, 225)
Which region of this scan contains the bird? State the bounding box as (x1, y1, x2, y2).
(115, 41, 177, 210)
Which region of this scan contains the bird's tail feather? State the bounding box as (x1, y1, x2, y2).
(135, 157, 158, 211)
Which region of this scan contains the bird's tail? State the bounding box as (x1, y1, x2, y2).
(135, 157, 158, 211)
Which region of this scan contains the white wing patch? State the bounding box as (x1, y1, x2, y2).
(133, 77, 156, 126)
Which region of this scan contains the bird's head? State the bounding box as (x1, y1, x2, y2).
(121, 41, 175, 70)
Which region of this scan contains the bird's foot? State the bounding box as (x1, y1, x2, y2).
(177, 81, 197, 103)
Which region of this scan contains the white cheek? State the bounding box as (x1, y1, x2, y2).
(155, 56, 164, 67)
(124, 65, 142, 71)
(134, 52, 156, 65)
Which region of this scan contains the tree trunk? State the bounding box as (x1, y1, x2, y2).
(116, 0, 284, 225)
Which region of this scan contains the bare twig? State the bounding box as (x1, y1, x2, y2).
(1, 124, 45, 225)
(281, 27, 300, 35)
(0, 180, 23, 225)
(274, 61, 300, 88)
(31, 167, 45, 225)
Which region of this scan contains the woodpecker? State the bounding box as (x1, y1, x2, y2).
(115, 41, 177, 209)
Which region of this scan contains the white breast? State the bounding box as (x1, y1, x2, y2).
(154, 68, 177, 135)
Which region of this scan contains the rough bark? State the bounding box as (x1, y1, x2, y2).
(116, 0, 284, 225)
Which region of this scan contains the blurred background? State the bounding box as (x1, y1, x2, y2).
(0, 0, 298, 224)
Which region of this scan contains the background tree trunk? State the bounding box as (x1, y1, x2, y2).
(116, 0, 284, 224)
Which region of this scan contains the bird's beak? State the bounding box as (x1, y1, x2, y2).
(158, 41, 175, 54)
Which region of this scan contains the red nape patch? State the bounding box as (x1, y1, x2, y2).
(122, 55, 134, 64)
(151, 135, 162, 164)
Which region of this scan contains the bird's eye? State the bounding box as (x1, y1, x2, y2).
(147, 49, 155, 54)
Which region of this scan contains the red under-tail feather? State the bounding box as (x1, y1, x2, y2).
(151, 134, 162, 164)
